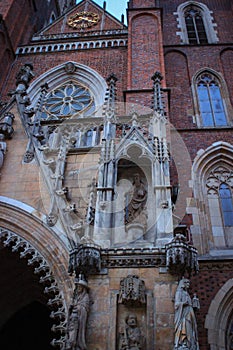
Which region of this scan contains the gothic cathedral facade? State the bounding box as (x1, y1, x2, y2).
(0, 1, 232, 349)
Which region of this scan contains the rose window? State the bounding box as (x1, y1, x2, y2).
(42, 82, 95, 119)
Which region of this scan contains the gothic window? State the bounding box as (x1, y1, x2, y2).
(175, 2, 218, 44)
(191, 143, 233, 252)
(184, 6, 208, 44)
(41, 81, 95, 120)
(206, 165, 233, 232)
(219, 184, 233, 227)
(196, 72, 227, 127)
(49, 12, 56, 24)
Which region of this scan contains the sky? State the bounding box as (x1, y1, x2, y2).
(76, 0, 128, 24)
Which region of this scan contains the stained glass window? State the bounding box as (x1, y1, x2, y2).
(197, 73, 227, 126)
(219, 183, 233, 227)
(42, 82, 95, 119)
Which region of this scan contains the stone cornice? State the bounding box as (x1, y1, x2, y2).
(198, 259, 233, 270)
(32, 28, 128, 42)
(101, 247, 166, 268)
(16, 36, 128, 55)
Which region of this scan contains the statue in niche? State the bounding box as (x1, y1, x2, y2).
(119, 314, 145, 350)
(174, 278, 200, 350)
(125, 173, 147, 227)
(64, 275, 90, 350)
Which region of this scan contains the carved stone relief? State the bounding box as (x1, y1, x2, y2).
(118, 275, 146, 306)
(206, 165, 233, 195)
(117, 275, 147, 349)
(118, 313, 146, 350)
(165, 226, 199, 278)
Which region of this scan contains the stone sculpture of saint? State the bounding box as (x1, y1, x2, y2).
(119, 313, 145, 350)
(174, 278, 200, 350)
(65, 276, 90, 350)
(125, 173, 147, 226)
(16, 63, 34, 86)
(15, 63, 35, 93)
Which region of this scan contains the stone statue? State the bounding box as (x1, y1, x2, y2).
(15, 63, 35, 93)
(119, 313, 145, 350)
(125, 173, 147, 226)
(0, 134, 6, 169)
(174, 278, 200, 350)
(65, 276, 90, 350)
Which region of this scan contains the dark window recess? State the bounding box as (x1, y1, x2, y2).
(185, 7, 208, 44)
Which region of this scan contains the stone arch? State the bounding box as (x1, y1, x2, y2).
(205, 278, 233, 350)
(193, 141, 233, 178)
(130, 11, 159, 22)
(27, 61, 108, 111)
(0, 200, 72, 303)
(174, 1, 218, 44)
(0, 200, 73, 347)
(190, 142, 233, 253)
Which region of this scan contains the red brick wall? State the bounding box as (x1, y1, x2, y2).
(1, 46, 128, 101)
(130, 13, 162, 89)
(221, 49, 233, 105)
(165, 45, 233, 129)
(0, 0, 60, 96)
(128, 0, 156, 8)
(127, 8, 165, 93)
(190, 262, 233, 350)
(162, 0, 233, 45)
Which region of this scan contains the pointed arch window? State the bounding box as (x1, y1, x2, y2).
(219, 183, 233, 227)
(207, 165, 233, 228)
(49, 13, 56, 24)
(196, 72, 227, 127)
(175, 2, 218, 45)
(184, 6, 208, 44)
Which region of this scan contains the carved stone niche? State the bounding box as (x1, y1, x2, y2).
(117, 275, 147, 350)
(68, 244, 101, 277)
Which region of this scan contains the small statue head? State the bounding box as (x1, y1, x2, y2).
(75, 275, 89, 292)
(125, 313, 138, 327)
(178, 278, 190, 290)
